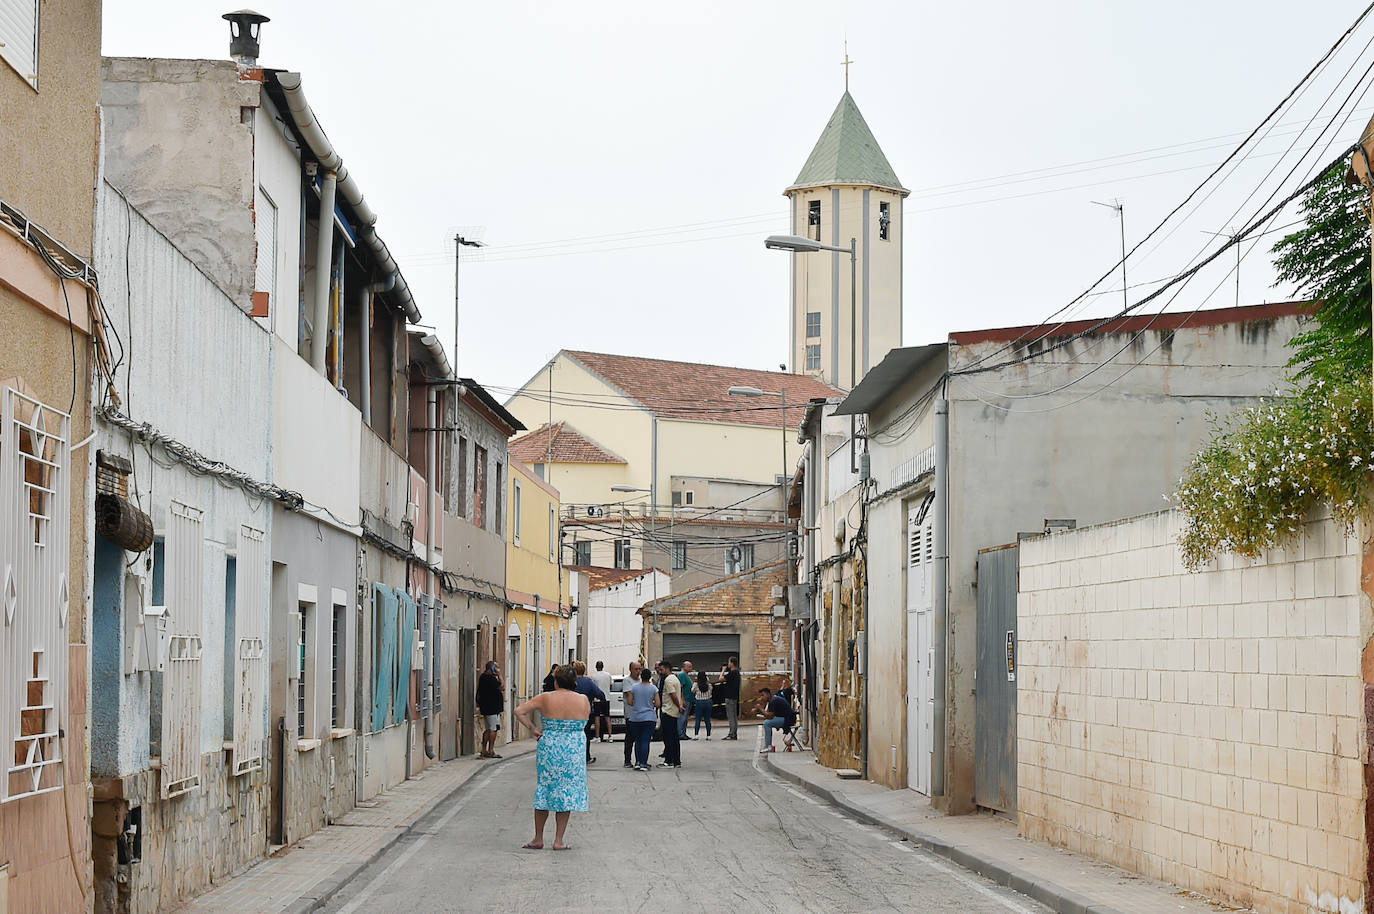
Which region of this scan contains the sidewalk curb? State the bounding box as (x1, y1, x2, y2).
(762, 754, 1122, 914)
(281, 747, 534, 914)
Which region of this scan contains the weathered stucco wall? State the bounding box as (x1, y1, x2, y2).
(101, 58, 259, 308)
(1019, 509, 1366, 914)
(0, 0, 101, 254)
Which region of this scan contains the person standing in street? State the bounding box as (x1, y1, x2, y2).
(655, 660, 684, 767)
(621, 661, 643, 767)
(541, 664, 558, 693)
(719, 656, 741, 739)
(572, 661, 606, 764)
(675, 661, 695, 740)
(691, 670, 713, 739)
(514, 665, 590, 850)
(476, 660, 505, 759)
(624, 667, 659, 770)
(590, 660, 613, 743)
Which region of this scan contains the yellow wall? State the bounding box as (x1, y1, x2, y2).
(505, 606, 569, 703)
(507, 460, 563, 603)
(507, 354, 806, 519)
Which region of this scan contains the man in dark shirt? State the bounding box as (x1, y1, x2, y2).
(572, 660, 606, 764)
(475, 661, 504, 759)
(757, 687, 796, 753)
(718, 656, 741, 739)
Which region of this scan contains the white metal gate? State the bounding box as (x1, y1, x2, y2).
(905, 498, 933, 796)
(0, 388, 70, 802)
(231, 525, 266, 775)
(160, 501, 204, 798)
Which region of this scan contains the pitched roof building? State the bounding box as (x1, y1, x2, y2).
(510, 420, 626, 466)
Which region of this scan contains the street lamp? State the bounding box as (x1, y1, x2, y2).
(764, 234, 858, 472)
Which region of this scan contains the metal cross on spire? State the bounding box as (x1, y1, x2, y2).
(842, 42, 853, 91)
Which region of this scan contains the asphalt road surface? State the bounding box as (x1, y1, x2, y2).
(321, 731, 1050, 914)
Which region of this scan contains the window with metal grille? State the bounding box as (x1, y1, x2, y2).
(806, 312, 821, 338)
(574, 541, 591, 565)
(805, 345, 821, 371)
(0, 0, 39, 89)
(672, 542, 686, 570)
(331, 602, 344, 729)
(160, 501, 204, 798)
(473, 445, 488, 529)
(807, 200, 821, 241)
(879, 202, 891, 241)
(230, 526, 266, 775)
(613, 538, 631, 569)
(0, 388, 69, 802)
(297, 605, 308, 738)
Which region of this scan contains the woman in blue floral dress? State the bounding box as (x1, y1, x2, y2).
(513, 665, 590, 850)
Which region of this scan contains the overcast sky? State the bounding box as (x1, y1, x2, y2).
(102, 1, 1371, 393)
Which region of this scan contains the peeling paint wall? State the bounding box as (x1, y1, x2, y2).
(1019, 509, 1366, 914)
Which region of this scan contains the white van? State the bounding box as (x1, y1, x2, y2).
(607, 675, 626, 732)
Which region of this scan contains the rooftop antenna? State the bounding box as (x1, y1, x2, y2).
(452, 228, 486, 373)
(1202, 228, 1241, 308)
(1092, 199, 1126, 313)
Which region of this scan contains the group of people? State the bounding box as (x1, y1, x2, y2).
(619, 656, 743, 770)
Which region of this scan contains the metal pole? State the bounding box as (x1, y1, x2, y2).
(453, 233, 461, 370)
(1118, 205, 1127, 314)
(931, 396, 949, 798)
(849, 238, 858, 473)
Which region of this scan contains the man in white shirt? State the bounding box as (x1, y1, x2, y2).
(590, 660, 614, 742)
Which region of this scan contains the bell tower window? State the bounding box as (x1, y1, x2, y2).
(807, 200, 821, 241)
(879, 202, 891, 241)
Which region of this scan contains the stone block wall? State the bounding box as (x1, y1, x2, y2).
(1018, 509, 1365, 914)
(92, 752, 268, 913)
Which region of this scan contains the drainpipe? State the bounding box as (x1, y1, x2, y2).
(424, 383, 438, 760)
(359, 273, 395, 427)
(931, 396, 950, 798)
(311, 170, 337, 376)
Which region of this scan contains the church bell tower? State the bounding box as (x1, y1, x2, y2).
(785, 88, 907, 390)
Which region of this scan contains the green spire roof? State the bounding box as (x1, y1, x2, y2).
(789, 91, 906, 194)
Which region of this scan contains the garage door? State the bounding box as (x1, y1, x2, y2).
(661, 632, 740, 670)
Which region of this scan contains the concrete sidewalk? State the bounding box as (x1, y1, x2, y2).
(762, 749, 1240, 914)
(175, 745, 535, 914)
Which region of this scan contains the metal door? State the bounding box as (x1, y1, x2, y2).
(975, 543, 1018, 814)
(905, 499, 933, 795)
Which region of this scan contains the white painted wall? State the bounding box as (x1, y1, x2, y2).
(253, 95, 303, 347)
(93, 184, 274, 772)
(585, 570, 669, 674)
(1019, 509, 1365, 914)
(271, 336, 361, 526)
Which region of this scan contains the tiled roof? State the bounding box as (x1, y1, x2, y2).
(788, 91, 905, 194)
(565, 351, 841, 428)
(509, 421, 626, 465)
(565, 565, 665, 592)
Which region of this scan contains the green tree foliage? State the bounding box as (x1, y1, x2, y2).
(1176, 163, 1373, 568)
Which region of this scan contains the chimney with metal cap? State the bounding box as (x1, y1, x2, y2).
(223, 10, 269, 68)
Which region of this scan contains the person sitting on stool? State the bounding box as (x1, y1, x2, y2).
(757, 687, 796, 753)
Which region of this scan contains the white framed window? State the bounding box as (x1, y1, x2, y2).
(672, 542, 687, 571)
(255, 186, 278, 311)
(229, 525, 266, 776)
(0, 0, 40, 90)
(614, 539, 631, 570)
(805, 345, 821, 372)
(512, 481, 522, 546)
(806, 312, 821, 338)
(725, 543, 754, 575)
(160, 501, 204, 798)
(0, 387, 70, 802)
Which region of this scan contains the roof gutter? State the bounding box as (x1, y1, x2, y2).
(274, 72, 422, 326)
(418, 333, 453, 380)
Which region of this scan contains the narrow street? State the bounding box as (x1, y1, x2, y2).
(320, 732, 1049, 914)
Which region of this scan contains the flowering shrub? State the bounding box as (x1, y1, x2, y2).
(1175, 373, 1374, 569)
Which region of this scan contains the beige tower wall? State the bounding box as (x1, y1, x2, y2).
(787, 185, 904, 390)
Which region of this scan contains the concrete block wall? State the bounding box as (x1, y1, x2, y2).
(1018, 509, 1365, 914)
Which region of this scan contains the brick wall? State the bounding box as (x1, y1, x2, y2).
(1018, 509, 1365, 914)
(645, 563, 791, 717)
